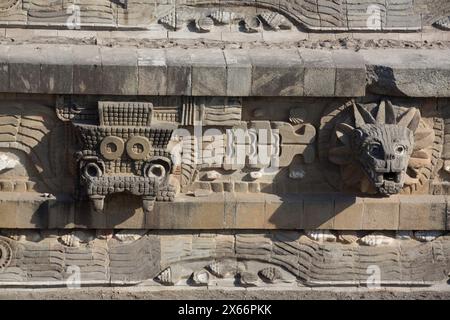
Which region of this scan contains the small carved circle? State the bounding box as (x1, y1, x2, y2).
(100, 136, 124, 160)
(146, 163, 166, 180)
(83, 162, 103, 179)
(197, 17, 214, 32)
(126, 136, 151, 160)
(0, 237, 12, 271)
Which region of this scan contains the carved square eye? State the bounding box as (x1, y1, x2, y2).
(368, 143, 382, 157)
(395, 145, 406, 155)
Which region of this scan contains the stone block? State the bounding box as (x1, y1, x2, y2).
(300, 49, 335, 97)
(72, 45, 102, 94)
(333, 195, 363, 230)
(235, 194, 266, 228)
(363, 49, 450, 97)
(0, 46, 9, 92)
(137, 48, 167, 95)
(250, 49, 304, 96)
(332, 50, 366, 97)
(0, 193, 49, 228)
(362, 197, 400, 230)
(39, 45, 73, 94)
(265, 194, 302, 229)
(224, 50, 252, 96)
(191, 49, 227, 96)
(166, 49, 192, 96)
(303, 194, 334, 229)
(399, 196, 447, 230)
(100, 47, 138, 95)
(8, 45, 42, 93)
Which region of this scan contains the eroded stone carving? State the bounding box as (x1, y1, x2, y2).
(433, 16, 450, 30)
(0, 230, 448, 286)
(0, 237, 12, 272)
(57, 101, 178, 213)
(0, 0, 445, 31)
(0, 102, 73, 195)
(320, 100, 438, 195)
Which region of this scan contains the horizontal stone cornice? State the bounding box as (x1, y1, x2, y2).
(0, 45, 448, 97)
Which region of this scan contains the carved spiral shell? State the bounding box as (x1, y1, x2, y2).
(259, 12, 292, 30)
(0, 0, 20, 12)
(259, 267, 282, 283)
(192, 269, 210, 285)
(0, 237, 12, 271)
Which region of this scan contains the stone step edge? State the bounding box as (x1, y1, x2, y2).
(0, 192, 448, 230)
(0, 46, 449, 97)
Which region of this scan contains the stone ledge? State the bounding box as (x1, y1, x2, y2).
(0, 45, 449, 97)
(0, 193, 447, 230)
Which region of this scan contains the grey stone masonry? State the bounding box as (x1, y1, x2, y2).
(1, 45, 450, 97)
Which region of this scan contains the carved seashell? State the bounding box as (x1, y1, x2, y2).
(239, 271, 259, 286)
(209, 10, 237, 25)
(0, 237, 12, 271)
(156, 267, 174, 285)
(60, 234, 81, 248)
(433, 17, 450, 30)
(114, 230, 146, 242)
(414, 231, 443, 242)
(159, 11, 180, 30)
(305, 230, 336, 242)
(337, 231, 359, 244)
(258, 267, 282, 283)
(196, 17, 214, 32)
(259, 12, 292, 30)
(59, 231, 94, 247)
(243, 16, 261, 33)
(192, 269, 210, 285)
(359, 233, 394, 246)
(208, 260, 236, 278)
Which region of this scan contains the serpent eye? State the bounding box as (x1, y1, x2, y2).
(395, 145, 406, 155)
(368, 143, 382, 157)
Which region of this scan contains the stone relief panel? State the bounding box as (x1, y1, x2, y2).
(0, 96, 447, 223)
(319, 100, 441, 195)
(0, 230, 449, 286)
(0, 0, 448, 31)
(0, 100, 74, 196)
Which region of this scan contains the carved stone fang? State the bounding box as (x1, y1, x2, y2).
(91, 195, 105, 213)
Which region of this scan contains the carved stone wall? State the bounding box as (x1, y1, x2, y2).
(1, 1, 450, 290)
